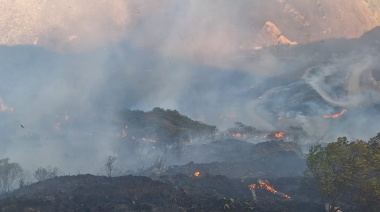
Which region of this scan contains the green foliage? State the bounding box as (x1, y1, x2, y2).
(306, 136, 380, 211)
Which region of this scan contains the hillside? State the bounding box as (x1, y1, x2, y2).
(0, 174, 322, 212)
(1, 0, 379, 51)
(117, 107, 217, 144)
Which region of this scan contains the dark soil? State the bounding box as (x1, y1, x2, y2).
(0, 173, 324, 212)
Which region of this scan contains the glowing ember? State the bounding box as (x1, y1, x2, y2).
(194, 171, 200, 177)
(232, 133, 242, 138)
(0, 99, 13, 112)
(141, 137, 156, 143)
(248, 183, 258, 201)
(248, 184, 256, 190)
(274, 132, 285, 139)
(323, 109, 347, 119)
(257, 179, 291, 199)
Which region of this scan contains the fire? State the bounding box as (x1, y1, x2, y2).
(194, 171, 200, 177)
(323, 109, 347, 119)
(141, 137, 156, 143)
(248, 184, 256, 190)
(274, 132, 285, 139)
(0, 99, 13, 112)
(256, 179, 291, 199)
(232, 133, 242, 138)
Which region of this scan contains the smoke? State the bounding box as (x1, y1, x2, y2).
(0, 1, 379, 176)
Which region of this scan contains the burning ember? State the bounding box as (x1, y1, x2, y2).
(248, 184, 258, 202)
(194, 171, 200, 177)
(142, 137, 156, 143)
(0, 99, 13, 112)
(274, 132, 285, 139)
(248, 179, 290, 199)
(323, 109, 347, 119)
(248, 184, 256, 190)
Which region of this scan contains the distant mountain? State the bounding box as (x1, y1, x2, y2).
(1, 0, 379, 51)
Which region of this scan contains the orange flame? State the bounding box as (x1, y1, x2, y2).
(274, 132, 285, 139)
(141, 137, 156, 143)
(323, 109, 347, 119)
(257, 179, 290, 199)
(194, 171, 200, 177)
(232, 133, 242, 138)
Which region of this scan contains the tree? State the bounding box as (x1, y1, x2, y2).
(306, 137, 380, 211)
(0, 158, 23, 193)
(104, 156, 118, 177)
(33, 166, 60, 182)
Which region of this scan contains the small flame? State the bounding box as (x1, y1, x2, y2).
(274, 132, 285, 139)
(248, 184, 256, 190)
(141, 137, 156, 143)
(232, 133, 242, 138)
(257, 179, 290, 199)
(194, 171, 200, 177)
(323, 109, 347, 119)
